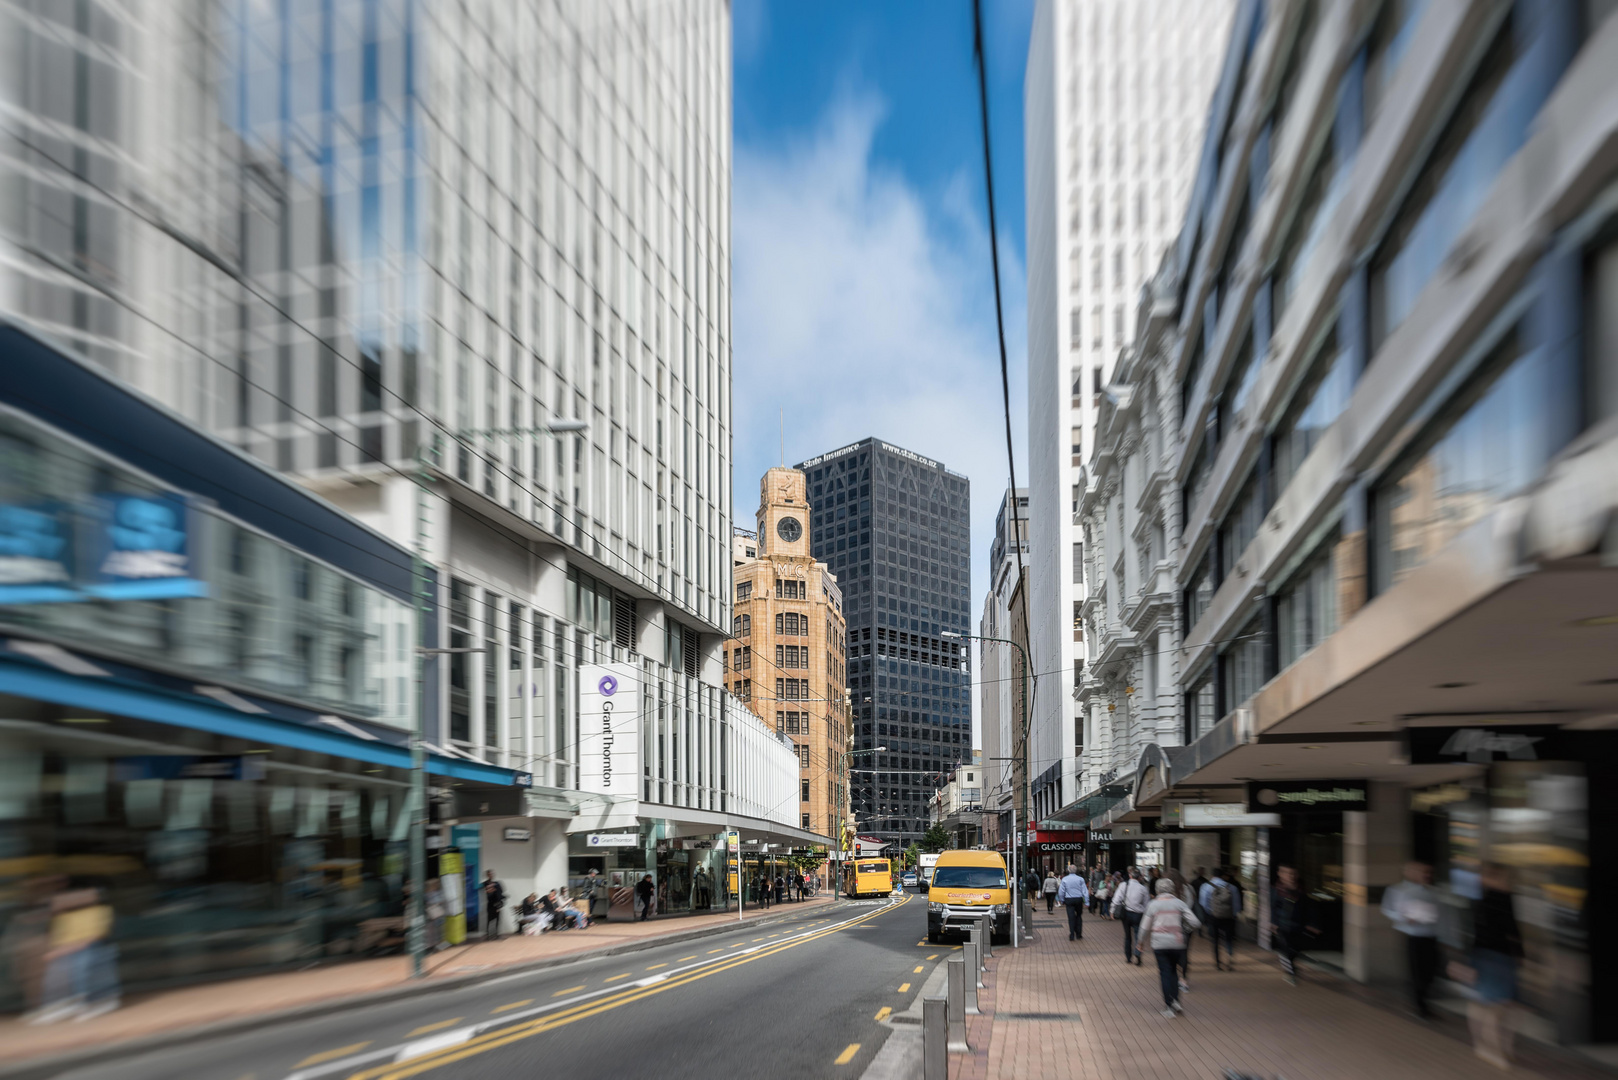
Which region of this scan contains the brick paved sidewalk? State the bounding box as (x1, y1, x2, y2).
(948, 908, 1591, 1080)
(0, 895, 836, 1067)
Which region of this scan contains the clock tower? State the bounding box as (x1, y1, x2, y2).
(757, 467, 811, 558)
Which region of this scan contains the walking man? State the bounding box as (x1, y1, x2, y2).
(1199, 867, 1241, 970)
(1056, 864, 1090, 941)
(1382, 861, 1441, 1018)
(1115, 868, 1150, 964)
(481, 871, 506, 940)
(635, 874, 655, 921)
(1271, 865, 1319, 984)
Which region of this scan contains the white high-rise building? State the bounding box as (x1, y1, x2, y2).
(1024, 0, 1233, 818)
(1, 0, 813, 915)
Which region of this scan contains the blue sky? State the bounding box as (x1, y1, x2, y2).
(731, 0, 1035, 613)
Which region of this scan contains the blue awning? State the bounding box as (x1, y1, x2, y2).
(0, 654, 523, 787)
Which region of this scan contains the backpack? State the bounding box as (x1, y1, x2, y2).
(1208, 882, 1234, 919)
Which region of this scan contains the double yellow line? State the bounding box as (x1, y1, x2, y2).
(343, 897, 909, 1080)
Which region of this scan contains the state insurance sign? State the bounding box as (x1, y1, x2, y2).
(578, 663, 640, 797)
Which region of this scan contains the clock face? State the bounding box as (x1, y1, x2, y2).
(776, 516, 803, 543)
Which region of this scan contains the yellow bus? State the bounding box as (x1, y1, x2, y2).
(846, 858, 892, 899)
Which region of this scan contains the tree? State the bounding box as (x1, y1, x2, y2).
(901, 842, 920, 870)
(921, 824, 952, 853)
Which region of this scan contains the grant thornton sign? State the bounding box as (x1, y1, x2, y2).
(579, 663, 639, 797)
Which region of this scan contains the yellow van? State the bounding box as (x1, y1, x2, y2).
(926, 850, 1010, 944)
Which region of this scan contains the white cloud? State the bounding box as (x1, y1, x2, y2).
(732, 91, 1028, 643)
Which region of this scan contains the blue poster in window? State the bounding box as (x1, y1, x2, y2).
(0, 503, 77, 604)
(88, 494, 207, 600)
(452, 823, 481, 929)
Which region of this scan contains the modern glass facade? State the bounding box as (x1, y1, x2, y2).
(797, 438, 970, 845)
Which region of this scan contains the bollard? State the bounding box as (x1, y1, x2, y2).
(946, 957, 969, 1052)
(967, 926, 986, 983)
(923, 995, 947, 1080)
(963, 940, 981, 1013)
(981, 914, 993, 959)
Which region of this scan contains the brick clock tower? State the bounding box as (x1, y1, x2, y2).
(757, 467, 810, 559)
(726, 466, 848, 845)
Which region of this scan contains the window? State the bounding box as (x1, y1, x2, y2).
(1070, 426, 1083, 462)
(1374, 329, 1578, 592)
(1220, 325, 1259, 422)
(1184, 669, 1217, 743)
(1071, 542, 1084, 585)
(1363, 0, 1429, 123)
(1370, 22, 1544, 348)
(1219, 614, 1267, 714)
(737, 581, 752, 601)
(1183, 548, 1214, 635)
(1218, 468, 1266, 583)
(448, 578, 472, 743)
(776, 579, 806, 600)
(1070, 306, 1083, 348)
(1273, 139, 1341, 323)
(1273, 326, 1353, 495)
(1277, 531, 1343, 669)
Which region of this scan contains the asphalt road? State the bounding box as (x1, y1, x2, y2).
(59, 889, 948, 1080)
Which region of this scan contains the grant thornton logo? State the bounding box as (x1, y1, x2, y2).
(598, 674, 618, 696)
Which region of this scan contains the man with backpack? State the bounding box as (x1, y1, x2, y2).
(1114, 868, 1150, 964)
(1198, 867, 1242, 970)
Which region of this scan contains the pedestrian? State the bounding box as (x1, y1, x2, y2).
(1056, 864, 1090, 941)
(1456, 863, 1523, 1069)
(581, 868, 603, 921)
(481, 871, 506, 940)
(1042, 869, 1059, 913)
(1025, 867, 1042, 904)
(756, 873, 770, 910)
(1382, 860, 1442, 1018)
(1165, 867, 1195, 991)
(1096, 873, 1113, 918)
(1087, 865, 1104, 914)
(1271, 865, 1319, 984)
(517, 893, 543, 934)
(1188, 866, 1210, 940)
(31, 886, 120, 1024)
(1115, 868, 1150, 965)
(635, 874, 656, 921)
(1140, 878, 1200, 1017)
(774, 873, 785, 905)
(1199, 867, 1241, 971)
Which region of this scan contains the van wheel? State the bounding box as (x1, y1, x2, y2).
(927, 928, 940, 944)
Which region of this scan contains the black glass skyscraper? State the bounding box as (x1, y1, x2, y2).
(796, 438, 971, 846)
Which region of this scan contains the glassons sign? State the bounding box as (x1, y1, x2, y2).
(1247, 780, 1369, 813)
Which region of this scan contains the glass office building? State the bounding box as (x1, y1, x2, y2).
(797, 438, 970, 845)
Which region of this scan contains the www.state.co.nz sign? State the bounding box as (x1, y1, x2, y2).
(578, 663, 640, 798)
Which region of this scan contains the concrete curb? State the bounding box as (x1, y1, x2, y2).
(857, 953, 950, 1080)
(0, 899, 842, 1080)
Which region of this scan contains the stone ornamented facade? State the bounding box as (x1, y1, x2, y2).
(728, 468, 849, 837)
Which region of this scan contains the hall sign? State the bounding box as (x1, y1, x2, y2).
(1248, 780, 1368, 813)
(578, 663, 640, 797)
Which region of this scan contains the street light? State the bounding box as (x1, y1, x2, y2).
(407, 418, 591, 980)
(942, 629, 1030, 946)
(836, 745, 886, 896)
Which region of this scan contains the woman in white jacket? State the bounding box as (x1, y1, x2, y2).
(1139, 878, 1201, 1017)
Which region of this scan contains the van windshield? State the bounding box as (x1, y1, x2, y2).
(932, 866, 1006, 889)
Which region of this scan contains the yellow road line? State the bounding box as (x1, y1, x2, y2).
(927, 953, 940, 960)
(603, 973, 630, 982)
(834, 1044, 861, 1065)
(898, 983, 910, 993)
(405, 1019, 462, 1036)
(345, 897, 910, 1080)
(294, 1042, 372, 1068)
(913, 965, 924, 973)
(874, 1007, 892, 1021)
(552, 985, 585, 996)
(677, 955, 697, 961)
(491, 1000, 531, 1013)
(645, 963, 667, 970)
(708, 948, 724, 953)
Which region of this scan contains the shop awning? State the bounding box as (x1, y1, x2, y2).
(0, 650, 527, 788)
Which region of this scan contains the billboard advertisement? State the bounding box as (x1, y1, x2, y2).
(578, 663, 640, 798)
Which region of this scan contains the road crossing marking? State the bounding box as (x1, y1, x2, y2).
(405, 1019, 462, 1036)
(293, 1043, 371, 1068)
(491, 1000, 531, 1013)
(834, 1044, 861, 1065)
(873, 1007, 892, 1022)
(322, 896, 912, 1080)
(898, 983, 910, 993)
